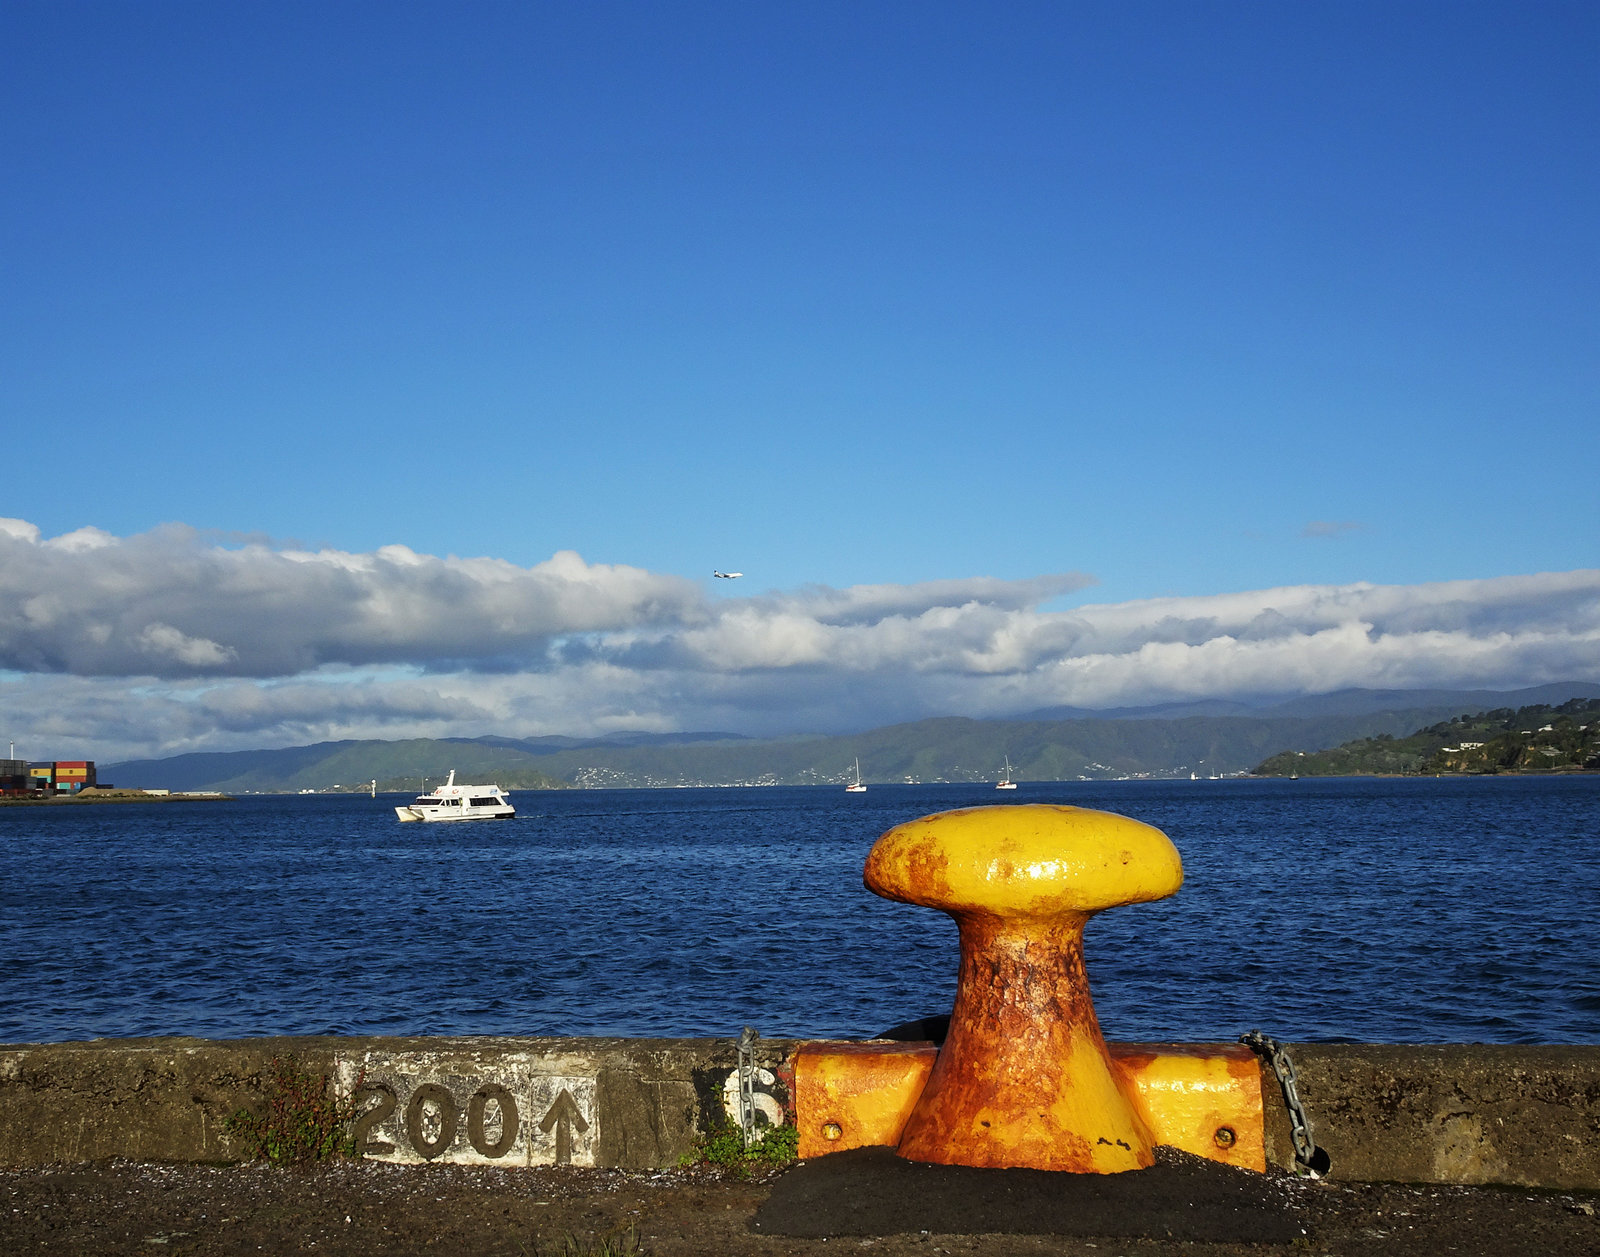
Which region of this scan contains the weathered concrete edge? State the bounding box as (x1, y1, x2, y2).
(1275, 1043, 1600, 1191)
(3, 1037, 1598, 1189)
(0, 1035, 783, 1171)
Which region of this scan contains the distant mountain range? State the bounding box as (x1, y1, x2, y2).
(103, 683, 1600, 793)
(1019, 683, 1600, 721)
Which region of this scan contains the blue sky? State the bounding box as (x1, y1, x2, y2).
(2, 3, 1597, 758)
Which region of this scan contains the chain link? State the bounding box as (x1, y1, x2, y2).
(736, 1025, 760, 1146)
(1240, 1029, 1323, 1176)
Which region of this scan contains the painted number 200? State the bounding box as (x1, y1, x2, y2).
(353, 1083, 518, 1160)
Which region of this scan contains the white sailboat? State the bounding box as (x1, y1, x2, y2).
(995, 755, 1018, 790)
(845, 758, 867, 793)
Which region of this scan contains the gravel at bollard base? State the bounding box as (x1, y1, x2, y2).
(3, 1157, 1599, 1256)
(755, 1145, 1303, 1242)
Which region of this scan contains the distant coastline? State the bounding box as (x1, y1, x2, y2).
(0, 788, 233, 806)
(1251, 768, 1598, 779)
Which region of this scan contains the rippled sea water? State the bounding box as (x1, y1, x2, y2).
(2, 776, 1596, 1045)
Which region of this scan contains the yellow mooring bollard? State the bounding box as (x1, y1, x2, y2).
(864, 804, 1184, 1172)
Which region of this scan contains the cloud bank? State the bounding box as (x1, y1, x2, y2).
(0, 518, 701, 676)
(2, 518, 1596, 761)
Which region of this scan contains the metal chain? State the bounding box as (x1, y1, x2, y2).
(736, 1026, 760, 1146)
(1240, 1029, 1323, 1176)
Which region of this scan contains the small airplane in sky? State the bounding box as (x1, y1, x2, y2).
(713, 570, 743, 579)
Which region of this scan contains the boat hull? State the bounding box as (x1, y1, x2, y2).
(395, 805, 515, 822)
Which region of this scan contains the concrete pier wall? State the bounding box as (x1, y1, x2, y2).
(0, 1036, 783, 1171)
(3, 1037, 1597, 1188)
(1269, 1044, 1600, 1190)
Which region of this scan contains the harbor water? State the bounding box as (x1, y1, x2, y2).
(2, 776, 1596, 1045)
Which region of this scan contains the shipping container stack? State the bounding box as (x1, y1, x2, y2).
(52, 761, 95, 793)
(0, 759, 29, 796)
(27, 763, 53, 794)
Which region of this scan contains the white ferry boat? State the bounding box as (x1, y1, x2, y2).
(394, 771, 515, 822)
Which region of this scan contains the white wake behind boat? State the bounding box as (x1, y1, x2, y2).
(395, 770, 515, 822)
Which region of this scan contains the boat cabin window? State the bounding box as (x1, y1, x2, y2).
(469, 796, 500, 807)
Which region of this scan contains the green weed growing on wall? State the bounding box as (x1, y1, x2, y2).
(224, 1055, 362, 1163)
(680, 1120, 798, 1176)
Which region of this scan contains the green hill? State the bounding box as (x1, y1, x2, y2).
(1251, 698, 1600, 777)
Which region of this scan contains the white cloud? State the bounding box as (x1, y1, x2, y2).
(44, 526, 117, 552)
(138, 624, 237, 668)
(0, 520, 704, 678)
(1, 518, 1596, 761)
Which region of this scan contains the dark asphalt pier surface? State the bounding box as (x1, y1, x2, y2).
(755, 1146, 1305, 1243)
(4, 1153, 1599, 1256)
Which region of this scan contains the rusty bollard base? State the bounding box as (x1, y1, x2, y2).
(863, 804, 1186, 1172)
(794, 1040, 1265, 1172)
(900, 914, 1154, 1171)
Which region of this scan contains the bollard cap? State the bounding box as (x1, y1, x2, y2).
(864, 804, 1182, 918)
